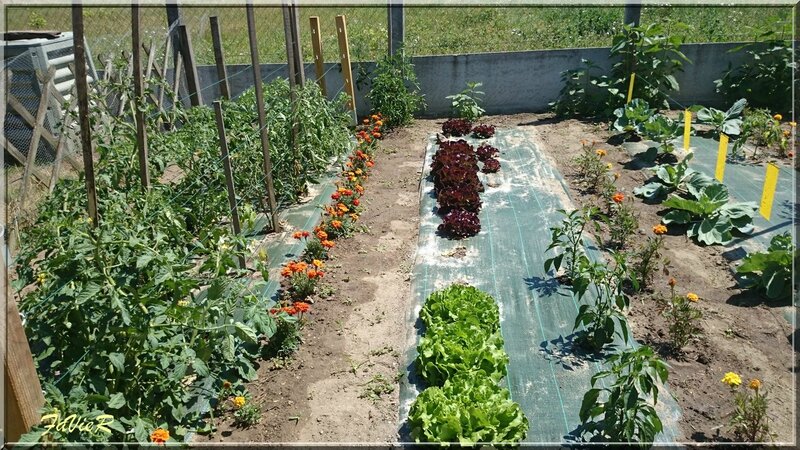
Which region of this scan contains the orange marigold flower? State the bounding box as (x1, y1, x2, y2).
(321, 240, 335, 249)
(150, 428, 170, 445)
(302, 231, 310, 238)
(611, 192, 625, 203)
(294, 301, 311, 313)
(668, 277, 677, 287)
(355, 185, 364, 193)
(282, 306, 298, 315)
(349, 213, 359, 221)
(596, 149, 607, 157)
(338, 203, 349, 213)
(316, 230, 328, 240)
(365, 136, 372, 143)
(371, 114, 379, 121)
(363, 118, 369, 124)
(372, 132, 382, 138)
(293, 261, 308, 272)
(331, 192, 341, 200)
(307, 269, 319, 279)
(355, 169, 363, 175)
(653, 224, 668, 235)
(316, 270, 325, 278)
(366, 161, 374, 167)
(331, 220, 343, 229)
(292, 231, 304, 239)
(749, 379, 762, 390)
(343, 189, 353, 196)
(346, 161, 353, 168)
(281, 267, 293, 277)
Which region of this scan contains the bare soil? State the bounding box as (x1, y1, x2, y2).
(202, 120, 438, 443)
(203, 114, 795, 444)
(521, 112, 797, 444)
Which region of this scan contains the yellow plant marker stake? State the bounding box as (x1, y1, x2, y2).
(626, 73, 636, 103)
(759, 163, 780, 220)
(683, 110, 692, 151)
(715, 133, 729, 182)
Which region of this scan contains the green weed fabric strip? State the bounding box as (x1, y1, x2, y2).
(401, 128, 682, 444)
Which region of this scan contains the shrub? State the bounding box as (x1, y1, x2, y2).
(662, 283, 702, 351)
(366, 52, 425, 128)
(572, 141, 612, 193)
(733, 108, 790, 159)
(445, 81, 485, 121)
(736, 232, 796, 301)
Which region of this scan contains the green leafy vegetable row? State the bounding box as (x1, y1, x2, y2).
(408, 284, 529, 445)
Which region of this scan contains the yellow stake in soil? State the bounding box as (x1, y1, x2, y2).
(759, 163, 780, 221)
(627, 73, 636, 103)
(683, 110, 692, 151)
(715, 133, 729, 182)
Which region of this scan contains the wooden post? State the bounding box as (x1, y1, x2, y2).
(283, 3, 302, 186)
(158, 32, 172, 109)
(132, 3, 151, 190)
(289, 2, 305, 85)
(210, 16, 230, 100)
(388, 0, 405, 56)
(4, 294, 46, 441)
(335, 15, 356, 119)
(177, 24, 202, 107)
(72, 2, 99, 226)
(19, 67, 54, 210)
(246, 2, 280, 232)
(282, 3, 299, 87)
(309, 16, 327, 96)
(165, 1, 182, 69)
(213, 101, 246, 269)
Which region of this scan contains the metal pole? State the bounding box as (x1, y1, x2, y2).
(132, 2, 151, 190)
(72, 2, 99, 226)
(624, 1, 642, 27)
(210, 16, 230, 99)
(388, 0, 405, 56)
(177, 24, 203, 106)
(246, 2, 281, 232)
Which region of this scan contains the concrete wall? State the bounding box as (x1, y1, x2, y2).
(154, 42, 753, 118)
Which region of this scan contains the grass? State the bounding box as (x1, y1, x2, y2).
(6, 5, 792, 67)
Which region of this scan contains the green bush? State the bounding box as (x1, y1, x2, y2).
(366, 52, 426, 128)
(737, 232, 797, 301)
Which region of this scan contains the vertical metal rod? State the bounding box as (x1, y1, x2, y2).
(132, 3, 151, 190)
(210, 16, 230, 100)
(246, 1, 280, 232)
(177, 24, 202, 106)
(72, 2, 98, 226)
(213, 101, 246, 269)
(309, 16, 327, 96)
(289, 2, 305, 85)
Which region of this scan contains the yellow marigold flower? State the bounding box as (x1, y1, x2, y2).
(721, 372, 742, 387)
(783, 130, 790, 137)
(178, 300, 190, 307)
(37, 272, 47, 285)
(606, 163, 613, 170)
(653, 224, 667, 235)
(749, 378, 761, 390)
(232, 396, 246, 408)
(773, 113, 782, 121)
(596, 149, 607, 157)
(686, 292, 699, 302)
(355, 169, 363, 175)
(312, 259, 324, 269)
(790, 121, 796, 127)
(338, 203, 349, 213)
(613, 172, 621, 180)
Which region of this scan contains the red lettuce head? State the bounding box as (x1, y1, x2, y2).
(482, 157, 501, 173)
(438, 208, 481, 238)
(442, 118, 473, 137)
(476, 143, 499, 162)
(471, 124, 496, 139)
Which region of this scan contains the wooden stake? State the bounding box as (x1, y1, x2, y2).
(335, 15, 356, 118)
(289, 2, 305, 85)
(72, 2, 99, 226)
(283, 3, 301, 186)
(177, 24, 202, 107)
(19, 67, 54, 209)
(158, 32, 172, 109)
(247, 2, 280, 232)
(213, 101, 246, 269)
(132, 3, 151, 190)
(210, 16, 230, 100)
(309, 16, 327, 96)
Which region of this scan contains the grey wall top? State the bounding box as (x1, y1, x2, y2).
(129, 41, 755, 119)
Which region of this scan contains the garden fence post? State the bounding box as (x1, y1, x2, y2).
(283, 3, 303, 187)
(132, 3, 151, 190)
(210, 16, 230, 100)
(19, 67, 54, 211)
(213, 101, 247, 269)
(246, 1, 281, 232)
(335, 15, 357, 122)
(72, 3, 99, 227)
(309, 16, 327, 96)
(165, 1, 182, 69)
(624, 1, 641, 26)
(177, 24, 203, 107)
(388, 0, 405, 56)
(290, 2, 305, 85)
